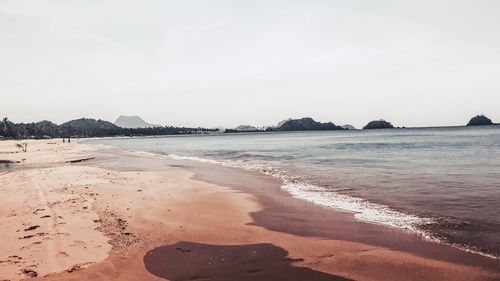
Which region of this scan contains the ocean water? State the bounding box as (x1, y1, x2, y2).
(85, 126, 500, 257)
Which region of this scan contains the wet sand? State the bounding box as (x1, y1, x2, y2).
(0, 140, 499, 281)
(144, 241, 352, 281)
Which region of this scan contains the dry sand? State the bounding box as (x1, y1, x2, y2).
(0, 139, 499, 281)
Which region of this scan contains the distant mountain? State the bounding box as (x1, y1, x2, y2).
(270, 117, 344, 131)
(342, 124, 356, 130)
(276, 119, 292, 128)
(467, 115, 493, 126)
(115, 115, 159, 128)
(61, 118, 123, 137)
(213, 126, 226, 132)
(224, 125, 263, 133)
(234, 125, 258, 131)
(363, 120, 394, 130)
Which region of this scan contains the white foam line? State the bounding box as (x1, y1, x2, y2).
(281, 182, 432, 233)
(168, 154, 222, 165)
(167, 153, 433, 233)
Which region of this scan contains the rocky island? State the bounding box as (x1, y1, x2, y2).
(268, 117, 345, 131)
(466, 115, 494, 126)
(224, 125, 262, 133)
(342, 124, 356, 130)
(363, 120, 395, 130)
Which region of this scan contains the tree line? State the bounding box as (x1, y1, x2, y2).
(0, 117, 217, 139)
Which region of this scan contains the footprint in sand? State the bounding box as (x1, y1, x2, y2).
(70, 240, 87, 247)
(58, 251, 69, 257)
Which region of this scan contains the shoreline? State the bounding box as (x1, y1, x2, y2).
(0, 140, 499, 280)
(94, 142, 499, 260)
(176, 153, 500, 269)
(79, 143, 500, 271)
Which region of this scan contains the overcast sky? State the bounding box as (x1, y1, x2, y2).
(1, 1, 499, 128)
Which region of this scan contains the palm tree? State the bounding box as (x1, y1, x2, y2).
(1, 117, 9, 135)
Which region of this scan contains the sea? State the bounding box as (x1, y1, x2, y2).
(85, 125, 500, 258)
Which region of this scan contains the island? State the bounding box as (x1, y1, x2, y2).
(342, 124, 356, 130)
(363, 120, 395, 130)
(466, 115, 494, 126)
(224, 125, 263, 133)
(267, 117, 345, 131)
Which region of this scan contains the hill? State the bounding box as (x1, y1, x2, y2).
(363, 120, 394, 130)
(234, 125, 259, 132)
(269, 117, 344, 131)
(224, 125, 263, 133)
(342, 124, 356, 130)
(115, 115, 159, 128)
(61, 118, 123, 137)
(467, 115, 493, 126)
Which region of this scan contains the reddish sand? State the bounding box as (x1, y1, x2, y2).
(0, 140, 499, 281)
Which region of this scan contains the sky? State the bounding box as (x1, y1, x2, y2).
(1, 0, 499, 128)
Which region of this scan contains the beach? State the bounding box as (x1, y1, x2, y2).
(0, 139, 499, 281)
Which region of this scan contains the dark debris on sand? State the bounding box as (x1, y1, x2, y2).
(94, 209, 140, 253)
(21, 268, 38, 278)
(24, 225, 40, 231)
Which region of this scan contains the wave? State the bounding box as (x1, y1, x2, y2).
(168, 154, 223, 165)
(166, 153, 433, 234)
(165, 152, 500, 259)
(281, 182, 432, 232)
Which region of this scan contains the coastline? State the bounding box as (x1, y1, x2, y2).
(0, 140, 499, 280)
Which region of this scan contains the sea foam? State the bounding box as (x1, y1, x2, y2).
(281, 182, 432, 233)
(167, 153, 434, 236)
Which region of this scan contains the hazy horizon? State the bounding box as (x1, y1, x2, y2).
(1, 1, 499, 128)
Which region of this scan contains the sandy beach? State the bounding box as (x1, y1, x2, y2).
(0, 139, 499, 281)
